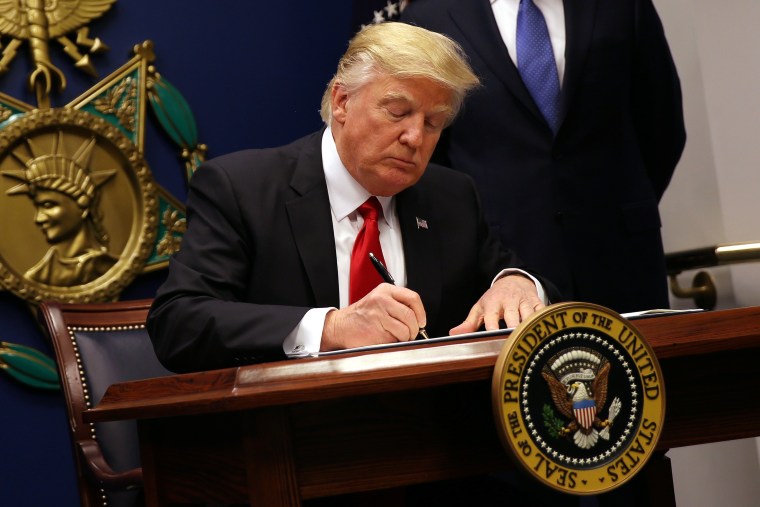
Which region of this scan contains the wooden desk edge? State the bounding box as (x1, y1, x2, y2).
(85, 306, 760, 424)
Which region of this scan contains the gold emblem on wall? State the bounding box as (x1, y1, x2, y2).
(0, 108, 156, 302)
(0, 1, 204, 307)
(0, 2, 203, 388)
(0, 0, 117, 108)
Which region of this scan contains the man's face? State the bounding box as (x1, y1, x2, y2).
(331, 74, 453, 196)
(32, 189, 85, 244)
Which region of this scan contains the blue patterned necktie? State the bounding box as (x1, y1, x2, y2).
(516, 0, 561, 134)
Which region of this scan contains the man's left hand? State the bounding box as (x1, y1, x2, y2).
(450, 274, 545, 334)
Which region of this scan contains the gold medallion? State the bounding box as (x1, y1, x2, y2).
(492, 302, 666, 495)
(0, 107, 157, 303)
(0, 3, 202, 390)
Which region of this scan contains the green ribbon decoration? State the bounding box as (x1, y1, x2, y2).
(148, 73, 207, 180)
(0, 341, 60, 391)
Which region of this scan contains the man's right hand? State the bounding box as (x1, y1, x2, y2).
(320, 283, 427, 351)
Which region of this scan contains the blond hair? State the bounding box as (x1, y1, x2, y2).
(320, 22, 479, 125)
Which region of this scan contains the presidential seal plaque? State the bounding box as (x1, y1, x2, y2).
(492, 302, 665, 495)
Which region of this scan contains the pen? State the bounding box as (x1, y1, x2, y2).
(368, 252, 430, 340)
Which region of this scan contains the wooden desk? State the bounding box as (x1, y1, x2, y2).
(86, 306, 760, 506)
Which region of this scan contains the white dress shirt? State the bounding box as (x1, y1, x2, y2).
(491, 0, 566, 87)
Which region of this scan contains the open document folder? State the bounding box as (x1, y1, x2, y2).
(309, 308, 704, 357)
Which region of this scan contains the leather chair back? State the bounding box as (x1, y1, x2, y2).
(38, 299, 171, 507)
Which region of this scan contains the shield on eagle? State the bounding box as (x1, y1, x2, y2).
(573, 398, 597, 430)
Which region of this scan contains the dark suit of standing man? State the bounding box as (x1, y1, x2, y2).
(402, 0, 686, 314)
(148, 22, 560, 374)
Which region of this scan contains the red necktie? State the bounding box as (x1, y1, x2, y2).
(349, 197, 386, 304)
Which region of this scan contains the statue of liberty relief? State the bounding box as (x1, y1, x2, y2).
(2, 131, 118, 286)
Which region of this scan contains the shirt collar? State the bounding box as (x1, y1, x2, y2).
(321, 127, 395, 225)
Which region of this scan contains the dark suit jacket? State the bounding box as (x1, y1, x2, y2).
(402, 0, 686, 313)
(148, 130, 558, 373)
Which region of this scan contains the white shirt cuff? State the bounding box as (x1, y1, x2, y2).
(282, 307, 334, 357)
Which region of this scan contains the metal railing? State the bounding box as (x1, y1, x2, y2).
(665, 241, 760, 310)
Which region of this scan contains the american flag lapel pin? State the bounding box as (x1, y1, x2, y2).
(416, 217, 428, 229)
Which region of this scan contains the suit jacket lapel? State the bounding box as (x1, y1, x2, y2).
(396, 186, 442, 331)
(286, 133, 340, 307)
(448, 0, 546, 126)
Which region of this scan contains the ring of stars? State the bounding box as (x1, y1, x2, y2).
(521, 331, 640, 467)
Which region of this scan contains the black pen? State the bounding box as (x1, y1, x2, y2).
(369, 252, 430, 339)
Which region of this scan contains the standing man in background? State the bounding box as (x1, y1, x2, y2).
(401, 0, 686, 314)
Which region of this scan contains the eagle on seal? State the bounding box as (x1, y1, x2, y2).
(542, 350, 621, 449)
